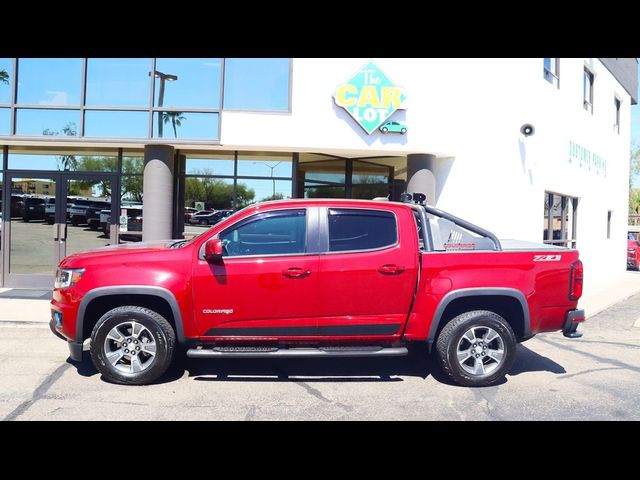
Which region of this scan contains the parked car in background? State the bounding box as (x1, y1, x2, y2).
(100, 205, 143, 239)
(184, 207, 198, 222)
(189, 209, 233, 226)
(628, 229, 640, 270)
(21, 196, 47, 222)
(10, 195, 25, 218)
(45, 196, 83, 225)
(87, 203, 113, 230)
(69, 199, 111, 227)
(45, 197, 56, 224)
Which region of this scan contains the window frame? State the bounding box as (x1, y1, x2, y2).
(583, 67, 594, 114)
(212, 208, 313, 259)
(543, 191, 578, 248)
(543, 57, 560, 88)
(320, 206, 399, 255)
(614, 96, 621, 134)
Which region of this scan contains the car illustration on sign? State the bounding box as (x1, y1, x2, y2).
(379, 121, 407, 134)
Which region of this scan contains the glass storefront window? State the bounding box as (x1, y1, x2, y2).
(184, 177, 234, 210)
(17, 58, 82, 106)
(352, 160, 390, 185)
(351, 184, 390, 199)
(122, 155, 144, 175)
(121, 175, 144, 204)
(8, 176, 57, 274)
(239, 178, 292, 205)
(8, 149, 117, 172)
(0, 58, 12, 104)
(152, 111, 219, 140)
(15, 109, 79, 137)
(86, 58, 151, 107)
(186, 153, 234, 176)
(299, 159, 346, 184)
(237, 152, 293, 178)
(304, 184, 345, 199)
(0, 107, 10, 134)
(154, 58, 221, 109)
(223, 58, 290, 111)
(84, 110, 148, 138)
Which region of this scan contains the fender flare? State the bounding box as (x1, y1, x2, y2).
(427, 287, 531, 341)
(76, 286, 186, 343)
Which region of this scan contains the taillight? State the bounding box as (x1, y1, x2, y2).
(569, 260, 583, 301)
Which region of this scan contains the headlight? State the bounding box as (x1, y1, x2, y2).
(54, 268, 85, 289)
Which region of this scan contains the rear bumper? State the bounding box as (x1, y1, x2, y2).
(562, 309, 585, 338)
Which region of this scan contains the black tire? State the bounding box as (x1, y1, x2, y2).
(435, 310, 516, 387)
(90, 306, 176, 385)
(401, 128, 407, 134)
(381, 127, 388, 134)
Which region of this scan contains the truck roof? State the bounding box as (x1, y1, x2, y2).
(253, 198, 412, 209)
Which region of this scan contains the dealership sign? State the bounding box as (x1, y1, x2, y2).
(333, 61, 407, 134)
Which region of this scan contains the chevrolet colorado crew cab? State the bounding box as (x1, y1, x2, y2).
(50, 197, 585, 387)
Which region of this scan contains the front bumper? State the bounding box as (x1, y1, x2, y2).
(562, 309, 585, 338)
(50, 312, 84, 361)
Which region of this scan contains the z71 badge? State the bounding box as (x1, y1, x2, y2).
(533, 255, 562, 262)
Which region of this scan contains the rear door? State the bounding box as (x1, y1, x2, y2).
(316, 206, 419, 338)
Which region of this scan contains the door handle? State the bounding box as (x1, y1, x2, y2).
(282, 267, 312, 278)
(377, 264, 405, 275)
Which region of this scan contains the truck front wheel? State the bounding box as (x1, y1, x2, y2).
(435, 310, 516, 387)
(90, 306, 176, 385)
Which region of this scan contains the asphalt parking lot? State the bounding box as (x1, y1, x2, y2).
(1, 291, 640, 421)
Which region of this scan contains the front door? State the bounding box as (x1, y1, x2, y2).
(315, 206, 419, 337)
(2, 172, 117, 288)
(192, 208, 319, 338)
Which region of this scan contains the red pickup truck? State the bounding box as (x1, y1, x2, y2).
(50, 197, 585, 387)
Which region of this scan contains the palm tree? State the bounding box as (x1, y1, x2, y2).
(0, 69, 8, 85)
(162, 112, 186, 138)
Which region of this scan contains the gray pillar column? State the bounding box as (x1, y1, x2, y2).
(406, 153, 436, 205)
(143, 145, 175, 241)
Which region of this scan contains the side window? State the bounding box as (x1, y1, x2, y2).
(328, 208, 397, 252)
(219, 209, 306, 257)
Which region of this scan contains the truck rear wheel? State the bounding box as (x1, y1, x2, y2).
(435, 310, 516, 387)
(90, 306, 176, 385)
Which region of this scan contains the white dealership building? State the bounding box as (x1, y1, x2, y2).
(0, 57, 637, 297)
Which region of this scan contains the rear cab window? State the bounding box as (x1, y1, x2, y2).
(328, 208, 397, 252)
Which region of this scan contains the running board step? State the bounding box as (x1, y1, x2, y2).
(186, 346, 408, 359)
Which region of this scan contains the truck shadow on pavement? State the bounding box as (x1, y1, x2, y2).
(68, 343, 566, 387)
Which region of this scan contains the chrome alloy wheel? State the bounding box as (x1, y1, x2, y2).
(456, 326, 505, 376)
(103, 321, 157, 374)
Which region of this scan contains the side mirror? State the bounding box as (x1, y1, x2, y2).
(205, 238, 224, 263)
